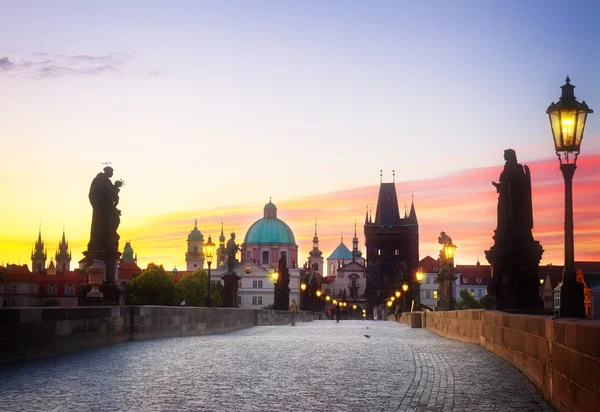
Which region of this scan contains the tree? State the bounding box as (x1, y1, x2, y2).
(456, 289, 483, 309)
(126, 263, 175, 305)
(174, 269, 223, 307)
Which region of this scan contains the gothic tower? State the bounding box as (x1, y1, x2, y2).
(55, 228, 72, 273)
(31, 228, 47, 274)
(185, 219, 205, 271)
(364, 178, 419, 314)
(217, 221, 227, 269)
(352, 220, 362, 261)
(308, 219, 324, 274)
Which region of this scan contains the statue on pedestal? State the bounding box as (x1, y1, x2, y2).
(485, 149, 543, 312)
(80, 166, 124, 306)
(221, 232, 241, 307)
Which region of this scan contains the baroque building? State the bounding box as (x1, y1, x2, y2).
(185, 219, 205, 271)
(365, 179, 419, 315)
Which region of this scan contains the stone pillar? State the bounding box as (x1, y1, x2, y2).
(221, 272, 241, 307)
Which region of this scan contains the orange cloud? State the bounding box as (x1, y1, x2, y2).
(2, 154, 599, 270)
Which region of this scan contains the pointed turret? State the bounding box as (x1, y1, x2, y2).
(31, 227, 47, 274)
(374, 182, 401, 225)
(217, 220, 227, 268)
(308, 218, 324, 274)
(55, 227, 72, 272)
(352, 220, 362, 260)
(365, 204, 369, 225)
(408, 197, 418, 225)
(309, 218, 322, 258)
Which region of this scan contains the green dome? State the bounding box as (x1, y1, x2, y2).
(244, 217, 296, 245)
(188, 223, 204, 241)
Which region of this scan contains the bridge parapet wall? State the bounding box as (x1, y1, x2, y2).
(0, 307, 324, 365)
(419, 309, 599, 412)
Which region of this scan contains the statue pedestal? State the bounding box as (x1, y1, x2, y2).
(221, 272, 241, 308)
(80, 250, 122, 306)
(275, 286, 290, 311)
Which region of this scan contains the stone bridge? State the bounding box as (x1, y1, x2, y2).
(0, 320, 553, 412)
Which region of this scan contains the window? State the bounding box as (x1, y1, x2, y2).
(252, 280, 259, 288)
(11, 299, 16, 307)
(258, 280, 263, 288)
(48, 284, 57, 295)
(246, 251, 252, 261)
(470, 289, 475, 296)
(11, 284, 17, 293)
(238, 280, 243, 288)
(425, 290, 431, 299)
(67, 299, 72, 307)
(65, 284, 75, 295)
(476, 288, 483, 297)
(237, 296, 242, 305)
(433, 291, 438, 299)
(193, 246, 198, 254)
(252, 296, 263, 305)
(262, 251, 269, 265)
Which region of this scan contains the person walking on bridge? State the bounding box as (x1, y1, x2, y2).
(289, 299, 298, 326)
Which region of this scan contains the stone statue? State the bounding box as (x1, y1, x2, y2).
(88, 166, 124, 253)
(492, 149, 533, 238)
(485, 149, 543, 312)
(278, 253, 290, 288)
(226, 233, 240, 273)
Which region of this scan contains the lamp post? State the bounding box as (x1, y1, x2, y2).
(316, 289, 322, 311)
(402, 283, 409, 311)
(416, 267, 424, 309)
(547, 76, 592, 318)
(203, 236, 215, 307)
(444, 241, 457, 311)
(300, 281, 307, 311)
(271, 270, 278, 309)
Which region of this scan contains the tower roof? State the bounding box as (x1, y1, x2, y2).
(374, 182, 401, 225)
(188, 219, 204, 241)
(327, 242, 353, 260)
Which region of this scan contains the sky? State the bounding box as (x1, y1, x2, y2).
(1, 1, 600, 269)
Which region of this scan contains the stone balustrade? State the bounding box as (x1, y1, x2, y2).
(0, 306, 324, 365)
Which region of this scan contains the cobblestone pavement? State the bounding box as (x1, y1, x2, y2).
(0, 321, 552, 412)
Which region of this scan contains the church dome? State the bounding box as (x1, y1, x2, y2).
(244, 200, 296, 245)
(188, 220, 204, 241)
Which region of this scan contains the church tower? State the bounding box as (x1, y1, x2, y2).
(308, 219, 324, 274)
(352, 220, 362, 261)
(31, 228, 47, 274)
(364, 175, 419, 313)
(185, 219, 205, 271)
(217, 221, 227, 269)
(121, 240, 137, 264)
(55, 228, 71, 273)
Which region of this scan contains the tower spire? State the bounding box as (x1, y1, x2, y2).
(380, 170, 383, 184)
(393, 169, 395, 183)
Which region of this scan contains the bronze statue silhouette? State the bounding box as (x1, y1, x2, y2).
(88, 166, 123, 253)
(226, 233, 240, 273)
(485, 149, 543, 312)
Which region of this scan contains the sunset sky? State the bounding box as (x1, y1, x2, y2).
(1, 1, 599, 270)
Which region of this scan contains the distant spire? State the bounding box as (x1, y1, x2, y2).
(314, 218, 317, 236)
(194, 218, 198, 228)
(393, 169, 395, 183)
(354, 219, 357, 237)
(380, 170, 383, 184)
(369, 207, 372, 223)
(365, 204, 369, 224)
(341, 231, 343, 243)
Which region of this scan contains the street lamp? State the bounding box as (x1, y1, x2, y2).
(547, 76, 592, 318)
(395, 290, 401, 298)
(444, 240, 457, 311)
(271, 270, 278, 309)
(300, 281, 307, 311)
(203, 235, 215, 307)
(416, 267, 424, 308)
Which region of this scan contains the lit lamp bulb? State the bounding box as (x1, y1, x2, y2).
(387, 301, 393, 307)
(316, 290, 322, 297)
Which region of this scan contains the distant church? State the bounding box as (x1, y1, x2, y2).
(365, 177, 419, 313)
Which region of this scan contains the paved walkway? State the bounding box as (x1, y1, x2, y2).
(0, 320, 551, 412)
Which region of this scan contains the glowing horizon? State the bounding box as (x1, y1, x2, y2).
(2, 153, 599, 271)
